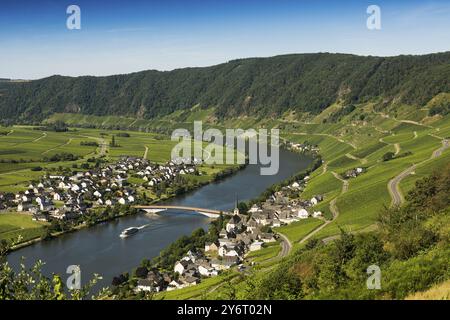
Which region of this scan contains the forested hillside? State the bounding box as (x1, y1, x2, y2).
(1, 52, 449, 123)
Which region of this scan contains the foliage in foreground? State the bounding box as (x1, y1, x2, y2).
(0, 239, 109, 300)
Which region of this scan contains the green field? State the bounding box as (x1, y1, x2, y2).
(0, 213, 48, 244)
(275, 219, 324, 244)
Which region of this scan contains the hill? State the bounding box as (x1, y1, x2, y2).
(1, 52, 449, 123)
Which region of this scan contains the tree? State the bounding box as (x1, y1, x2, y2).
(382, 152, 395, 162)
(237, 202, 248, 214)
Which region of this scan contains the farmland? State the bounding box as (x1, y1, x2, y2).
(0, 213, 48, 243)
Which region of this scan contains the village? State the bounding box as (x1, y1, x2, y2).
(0, 152, 326, 295)
(0, 157, 200, 223)
(132, 173, 325, 294)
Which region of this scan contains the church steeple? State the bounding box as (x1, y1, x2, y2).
(233, 194, 239, 215)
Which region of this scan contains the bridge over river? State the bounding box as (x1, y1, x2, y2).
(133, 205, 231, 218)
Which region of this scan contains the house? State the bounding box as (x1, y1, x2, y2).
(226, 214, 242, 232)
(136, 279, 154, 292)
(179, 275, 200, 286)
(291, 182, 300, 188)
(205, 241, 219, 252)
(167, 280, 185, 291)
(245, 218, 258, 233)
(260, 233, 276, 243)
(272, 218, 282, 227)
(17, 202, 33, 212)
(312, 211, 322, 218)
(297, 208, 309, 219)
(248, 204, 261, 213)
(310, 195, 324, 205)
(174, 260, 192, 275)
(211, 256, 239, 270)
(198, 264, 218, 277)
(32, 213, 50, 222)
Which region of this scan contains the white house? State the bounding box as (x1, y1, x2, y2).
(93, 191, 102, 198)
(198, 265, 217, 277)
(174, 260, 190, 275)
(313, 211, 322, 218)
(248, 204, 261, 213)
(297, 208, 309, 219)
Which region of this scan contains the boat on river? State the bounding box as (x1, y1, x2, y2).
(119, 227, 139, 238)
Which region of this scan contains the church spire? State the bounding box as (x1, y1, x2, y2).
(233, 193, 239, 215)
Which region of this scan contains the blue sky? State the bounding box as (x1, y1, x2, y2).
(1, 0, 449, 79)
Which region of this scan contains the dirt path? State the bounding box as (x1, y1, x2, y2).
(345, 153, 367, 165)
(143, 146, 148, 159)
(388, 139, 449, 207)
(42, 138, 73, 155)
(394, 143, 401, 155)
(32, 132, 47, 143)
(321, 162, 328, 175)
(379, 136, 400, 155)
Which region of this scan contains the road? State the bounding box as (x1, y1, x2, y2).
(388, 165, 416, 207)
(388, 139, 449, 207)
(277, 233, 292, 257)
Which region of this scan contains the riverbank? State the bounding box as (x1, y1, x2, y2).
(6, 148, 312, 291)
(111, 152, 322, 298)
(3, 163, 246, 254)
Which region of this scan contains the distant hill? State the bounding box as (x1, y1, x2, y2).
(0, 52, 449, 123)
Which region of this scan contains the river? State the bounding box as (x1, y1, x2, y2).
(7, 148, 312, 291)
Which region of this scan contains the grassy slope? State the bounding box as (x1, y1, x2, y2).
(0, 213, 48, 243)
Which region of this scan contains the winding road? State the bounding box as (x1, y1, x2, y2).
(388, 138, 449, 207)
(277, 233, 292, 257)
